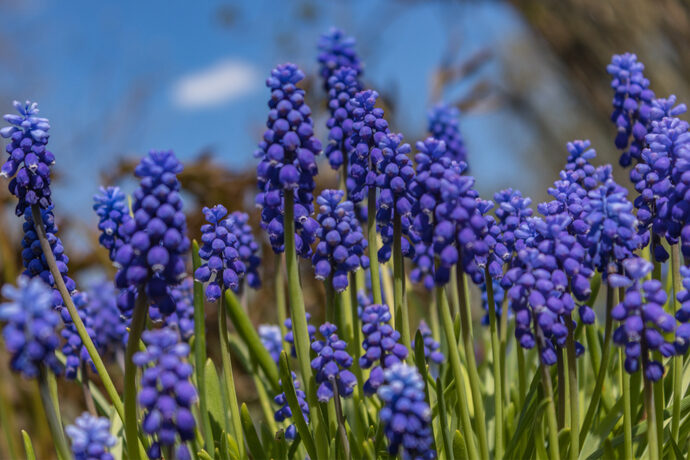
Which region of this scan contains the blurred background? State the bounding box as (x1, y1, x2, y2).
(1, 0, 689, 457)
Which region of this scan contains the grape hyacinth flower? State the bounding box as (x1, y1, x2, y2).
(194, 205, 246, 301)
(493, 188, 533, 287)
(0, 276, 61, 378)
(284, 313, 316, 358)
(674, 266, 690, 354)
(134, 327, 197, 459)
(347, 90, 390, 203)
(255, 63, 321, 258)
(312, 189, 368, 291)
(274, 372, 310, 441)
(412, 320, 443, 377)
(259, 324, 283, 364)
(85, 279, 128, 356)
(225, 211, 262, 289)
(65, 412, 117, 460)
(0, 101, 54, 215)
(378, 363, 435, 460)
(317, 28, 362, 92)
(61, 292, 99, 379)
(149, 277, 195, 342)
(310, 323, 357, 402)
(427, 103, 467, 164)
(324, 67, 361, 170)
(359, 303, 409, 394)
(612, 258, 676, 381)
(114, 150, 190, 313)
(93, 186, 131, 260)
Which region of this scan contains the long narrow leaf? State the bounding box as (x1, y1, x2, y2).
(278, 352, 317, 460)
(240, 404, 266, 460)
(21, 431, 36, 460)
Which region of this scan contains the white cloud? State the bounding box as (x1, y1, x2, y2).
(172, 59, 259, 109)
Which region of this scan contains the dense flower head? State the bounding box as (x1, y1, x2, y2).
(313, 189, 368, 291)
(0, 101, 54, 215)
(21, 206, 76, 312)
(412, 320, 443, 377)
(194, 205, 246, 301)
(607, 53, 655, 167)
(259, 324, 283, 364)
(324, 67, 361, 170)
(114, 150, 190, 314)
(93, 186, 131, 260)
(284, 313, 316, 358)
(65, 412, 117, 460)
(612, 258, 677, 381)
(562, 140, 604, 191)
(85, 279, 128, 357)
(274, 371, 309, 441)
(359, 303, 409, 394)
(583, 178, 640, 278)
(317, 28, 362, 92)
(347, 90, 390, 202)
(311, 322, 357, 401)
(374, 133, 418, 262)
(61, 292, 99, 379)
(149, 277, 195, 342)
(225, 211, 261, 289)
(134, 327, 197, 459)
(0, 276, 61, 378)
(674, 266, 690, 354)
(255, 63, 321, 258)
(427, 103, 467, 164)
(378, 363, 435, 460)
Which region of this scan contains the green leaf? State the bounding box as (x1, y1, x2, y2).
(278, 352, 317, 460)
(224, 290, 280, 392)
(198, 450, 213, 460)
(287, 432, 302, 460)
(272, 427, 288, 460)
(21, 431, 36, 460)
(436, 377, 454, 460)
(225, 432, 241, 460)
(205, 358, 228, 435)
(558, 427, 570, 460)
(218, 431, 231, 460)
(504, 371, 542, 458)
(452, 430, 468, 460)
(578, 398, 623, 460)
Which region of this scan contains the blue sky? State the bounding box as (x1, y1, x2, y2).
(0, 0, 533, 218)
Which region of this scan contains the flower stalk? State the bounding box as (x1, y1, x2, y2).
(485, 266, 504, 459)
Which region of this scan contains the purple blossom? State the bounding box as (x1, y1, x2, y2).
(674, 266, 690, 354)
(0, 101, 54, 215)
(93, 186, 131, 261)
(65, 412, 117, 460)
(317, 28, 362, 93)
(85, 278, 128, 357)
(149, 277, 195, 342)
(284, 313, 316, 358)
(412, 320, 443, 378)
(225, 211, 261, 289)
(274, 371, 309, 441)
(427, 103, 466, 164)
(311, 323, 357, 402)
(259, 324, 283, 364)
(324, 67, 361, 170)
(61, 292, 99, 379)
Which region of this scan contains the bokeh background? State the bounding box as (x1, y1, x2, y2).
(1, 0, 689, 457)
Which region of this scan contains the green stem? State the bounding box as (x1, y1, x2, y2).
(517, 344, 527, 407)
(393, 211, 411, 361)
(538, 356, 561, 460)
(436, 284, 479, 460)
(644, 369, 659, 460)
(565, 314, 578, 460)
(0, 376, 19, 460)
(620, 348, 632, 460)
(284, 193, 328, 459)
(219, 295, 245, 459)
(275, 253, 288, 338)
(124, 292, 148, 460)
(367, 187, 383, 305)
(499, 292, 509, 405)
(332, 382, 351, 460)
(349, 273, 364, 389)
(191, 240, 214, 456)
(580, 284, 615, 446)
(325, 276, 336, 324)
(557, 350, 566, 429)
(671, 244, 683, 452)
(652, 351, 664, 459)
(485, 267, 503, 459)
(30, 206, 125, 422)
(38, 370, 70, 460)
(456, 269, 489, 460)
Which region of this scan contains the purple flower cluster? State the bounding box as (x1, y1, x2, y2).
(0, 276, 61, 378)
(347, 90, 390, 202)
(134, 327, 197, 459)
(674, 266, 690, 354)
(324, 67, 361, 170)
(149, 277, 195, 342)
(274, 371, 309, 441)
(317, 28, 362, 93)
(493, 188, 533, 275)
(259, 324, 283, 364)
(313, 189, 368, 291)
(194, 205, 246, 301)
(311, 323, 357, 402)
(0, 101, 54, 215)
(284, 313, 316, 358)
(413, 320, 443, 377)
(427, 103, 467, 164)
(225, 211, 261, 289)
(65, 412, 117, 460)
(114, 150, 190, 314)
(93, 186, 131, 261)
(61, 292, 98, 379)
(378, 363, 435, 460)
(85, 279, 128, 356)
(359, 303, 409, 394)
(255, 63, 321, 258)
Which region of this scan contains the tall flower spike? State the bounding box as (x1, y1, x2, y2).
(0, 276, 61, 378)
(194, 205, 246, 301)
(274, 371, 309, 441)
(612, 258, 676, 381)
(85, 278, 128, 356)
(225, 211, 262, 289)
(494, 188, 533, 291)
(359, 303, 408, 394)
(114, 150, 190, 313)
(378, 363, 436, 460)
(317, 28, 362, 92)
(313, 189, 368, 291)
(311, 323, 357, 402)
(255, 63, 321, 258)
(65, 412, 117, 460)
(324, 67, 362, 170)
(427, 103, 467, 165)
(1, 101, 54, 215)
(347, 90, 390, 202)
(134, 328, 197, 459)
(93, 186, 131, 261)
(259, 324, 283, 364)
